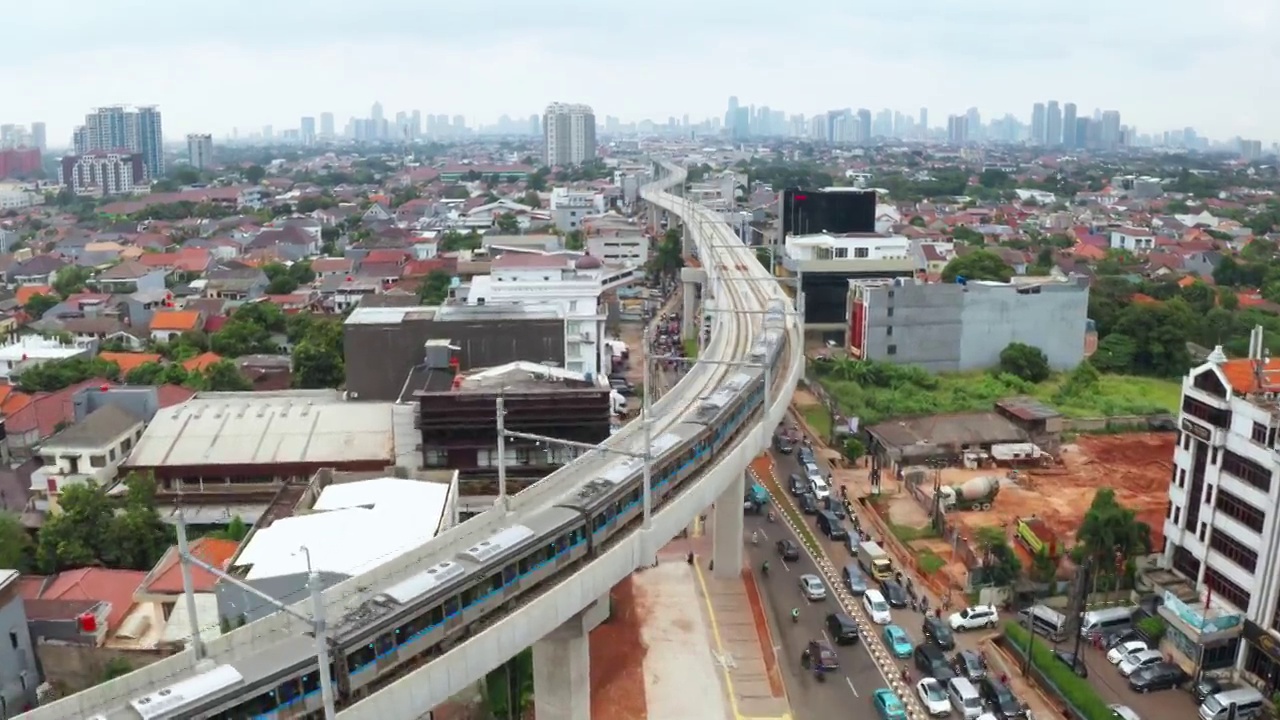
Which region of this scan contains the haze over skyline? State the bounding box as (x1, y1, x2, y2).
(4, 0, 1276, 144)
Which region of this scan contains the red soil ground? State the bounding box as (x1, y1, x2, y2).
(588, 577, 648, 720)
(742, 567, 786, 697)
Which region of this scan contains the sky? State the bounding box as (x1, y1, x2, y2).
(4, 0, 1277, 146)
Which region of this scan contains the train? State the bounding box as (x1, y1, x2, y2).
(103, 300, 789, 720)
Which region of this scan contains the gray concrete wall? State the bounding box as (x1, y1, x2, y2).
(957, 281, 1089, 371)
(862, 283, 964, 372)
(0, 594, 38, 712)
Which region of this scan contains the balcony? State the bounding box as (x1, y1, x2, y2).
(1158, 589, 1244, 642)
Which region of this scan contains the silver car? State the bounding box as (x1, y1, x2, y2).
(800, 574, 827, 601)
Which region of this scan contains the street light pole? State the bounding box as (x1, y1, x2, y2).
(300, 547, 338, 720)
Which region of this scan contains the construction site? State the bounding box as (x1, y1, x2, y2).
(846, 432, 1175, 589)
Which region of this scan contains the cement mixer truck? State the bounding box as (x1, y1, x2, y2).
(937, 476, 1000, 512)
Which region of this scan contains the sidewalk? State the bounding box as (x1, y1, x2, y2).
(659, 530, 791, 720)
(778, 410, 1067, 720)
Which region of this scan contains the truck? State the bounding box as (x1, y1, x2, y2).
(936, 476, 1000, 512)
(858, 541, 893, 580)
(1015, 516, 1060, 558)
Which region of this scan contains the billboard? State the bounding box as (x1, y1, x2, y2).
(779, 188, 877, 239)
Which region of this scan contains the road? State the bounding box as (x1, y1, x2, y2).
(743, 510, 902, 719)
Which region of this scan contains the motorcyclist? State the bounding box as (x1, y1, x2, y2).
(791, 607, 800, 622)
(762, 560, 770, 576)
(751, 531, 759, 545)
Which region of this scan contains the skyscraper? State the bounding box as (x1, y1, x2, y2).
(1046, 101, 1062, 146)
(300, 117, 316, 146)
(1061, 103, 1078, 149)
(31, 122, 46, 152)
(187, 134, 214, 170)
(72, 106, 164, 180)
(320, 112, 335, 139)
(919, 108, 928, 139)
(947, 115, 968, 145)
(1101, 110, 1122, 149)
(856, 108, 872, 144)
(543, 102, 597, 166)
(1030, 103, 1047, 146)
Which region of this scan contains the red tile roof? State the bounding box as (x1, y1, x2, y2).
(182, 352, 222, 372)
(99, 352, 163, 374)
(156, 384, 196, 407)
(137, 248, 212, 273)
(6, 378, 115, 438)
(37, 567, 147, 632)
(150, 310, 202, 332)
(1220, 358, 1280, 395)
(139, 537, 239, 595)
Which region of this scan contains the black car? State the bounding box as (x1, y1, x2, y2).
(826, 612, 860, 645)
(1103, 628, 1143, 650)
(798, 493, 819, 515)
(822, 496, 847, 519)
(881, 579, 908, 608)
(801, 640, 840, 672)
(788, 474, 810, 496)
(1129, 662, 1188, 693)
(776, 539, 801, 561)
(1053, 650, 1088, 678)
(951, 649, 987, 681)
(914, 644, 956, 681)
(979, 677, 1024, 719)
(1190, 675, 1226, 703)
(922, 616, 956, 651)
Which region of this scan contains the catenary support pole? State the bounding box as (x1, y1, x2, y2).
(310, 566, 338, 720)
(642, 326, 653, 529)
(496, 396, 508, 513)
(175, 507, 206, 661)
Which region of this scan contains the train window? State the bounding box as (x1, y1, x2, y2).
(348, 644, 376, 669)
(376, 633, 395, 655)
(401, 613, 429, 641)
(444, 597, 460, 617)
(556, 534, 568, 552)
(503, 564, 517, 584)
(243, 691, 278, 714)
(428, 605, 443, 626)
(302, 671, 320, 694)
(462, 586, 479, 606)
(278, 677, 301, 701)
(488, 574, 502, 593)
(518, 554, 533, 573)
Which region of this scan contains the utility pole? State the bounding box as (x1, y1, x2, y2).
(496, 396, 508, 513)
(175, 507, 337, 720)
(1070, 557, 1094, 664)
(642, 326, 653, 529)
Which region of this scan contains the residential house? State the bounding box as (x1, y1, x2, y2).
(236, 355, 293, 390)
(94, 260, 166, 295)
(14, 285, 53, 311)
(992, 247, 1033, 275)
(98, 352, 163, 376)
(0, 570, 38, 714)
(317, 275, 381, 312)
(182, 351, 222, 373)
(247, 225, 316, 262)
(148, 310, 203, 343)
(29, 404, 145, 514)
(1183, 250, 1223, 278)
(310, 257, 354, 279)
(362, 203, 393, 223)
(132, 536, 238, 647)
(55, 317, 139, 349)
(0, 336, 93, 381)
(137, 247, 213, 277)
(204, 265, 268, 304)
(9, 255, 68, 286)
(1109, 227, 1156, 253)
(260, 292, 318, 314)
(312, 205, 360, 227)
(117, 288, 170, 328)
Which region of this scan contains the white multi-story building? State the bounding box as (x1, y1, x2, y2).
(465, 253, 639, 376)
(30, 404, 145, 514)
(543, 102, 597, 166)
(58, 152, 145, 196)
(1109, 227, 1156, 253)
(587, 233, 649, 267)
(187, 133, 214, 170)
(0, 335, 93, 379)
(1163, 330, 1280, 689)
(549, 187, 604, 232)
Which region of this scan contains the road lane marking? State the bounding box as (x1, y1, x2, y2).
(845, 676, 859, 697)
(759, 527, 770, 540)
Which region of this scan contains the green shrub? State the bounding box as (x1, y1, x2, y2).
(1136, 615, 1167, 643)
(1003, 622, 1114, 720)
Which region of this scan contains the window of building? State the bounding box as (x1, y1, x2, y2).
(854, 247, 869, 259)
(8, 631, 17, 649)
(886, 307, 894, 318)
(886, 344, 897, 356)
(886, 326, 893, 337)
(423, 449, 447, 467)
(1209, 529, 1258, 572)
(1221, 449, 1272, 493)
(90, 455, 106, 468)
(834, 248, 848, 259)
(1215, 488, 1265, 533)
(1203, 564, 1249, 612)
(1182, 396, 1231, 429)
(1171, 544, 1201, 581)
(1252, 422, 1269, 445)
(1192, 370, 1228, 398)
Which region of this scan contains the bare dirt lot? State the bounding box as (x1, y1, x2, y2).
(589, 577, 648, 720)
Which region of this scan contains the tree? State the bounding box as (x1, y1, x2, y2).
(842, 437, 866, 462)
(998, 342, 1050, 383)
(755, 247, 773, 270)
(102, 474, 174, 570)
(36, 483, 115, 572)
(520, 190, 541, 208)
(212, 516, 250, 542)
(1074, 488, 1151, 591)
(211, 302, 285, 357)
(940, 250, 1012, 283)
(974, 526, 1021, 587)
(263, 261, 315, 295)
(53, 265, 94, 298)
(194, 360, 253, 391)
(244, 165, 266, 184)
(17, 356, 121, 393)
(564, 230, 585, 251)
(23, 292, 60, 318)
(647, 228, 684, 281)
(1090, 333, 1137, 373)
(292, 316, 344, 389)
(0, 512, 33, 572)
(417, 270, 453, 305)
(495, 213, 520, 233)
(125, 361, 190, 386)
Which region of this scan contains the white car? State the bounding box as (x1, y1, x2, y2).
(863, 589, 893, 624)
(916, 678, 951, 717)
(799, 574, 827, 601)
(810, 476, 831, 500)
(948, 604, 999, 631)
(1117, 649, 1163, 677)
(1106, 640, 1148, 665)
(1109, 704, 1141, 720)
(976, 715, 999, 720)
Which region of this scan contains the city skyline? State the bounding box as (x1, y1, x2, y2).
(3, 0, 1275, 143)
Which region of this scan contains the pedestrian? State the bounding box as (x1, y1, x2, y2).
(900, 666, 910, 684)
(687, 551, 694, 565)
(999, 672, 1008, 685)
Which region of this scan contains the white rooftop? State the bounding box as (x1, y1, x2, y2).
(237, 478, 451, 580)
(126, 391, 395, 468)
(0, 336, 89, 363)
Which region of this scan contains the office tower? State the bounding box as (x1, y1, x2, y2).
(300, 117, 316, 146)
(1046, 101, 1062, 146)
(856, 109, 872, 144)
(411, 110, 422, 140)
(543, 102, 597, 166)
(919, 107, 928, 131)
(529, 114, 540, 137)
(320, 112, 335, 139)
(186, 133, 214, 170)
(947, 115, 968, 144)
(371, 101, 384, 140)
(726, 96, 739, 133)
(965, 108, 981, 141)
(1062, 103, 1078, 149)
(31, 122, 46, 152)
(1075, 117, 1091, 149)
(1031, 103, 1047, 146)
(1101, 110, 1122, 149)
